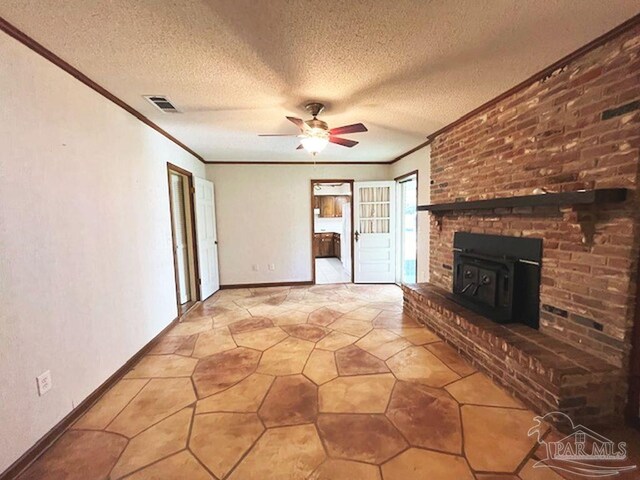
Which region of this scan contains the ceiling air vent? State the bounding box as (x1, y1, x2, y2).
(143, 95, 180, 113)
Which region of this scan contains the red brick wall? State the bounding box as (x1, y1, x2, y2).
(428, 25, 640, 369)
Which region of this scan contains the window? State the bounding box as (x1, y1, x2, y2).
(396, 173, 417, 284)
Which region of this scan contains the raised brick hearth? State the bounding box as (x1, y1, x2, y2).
(403, 283, 623, 426)
(415, 21, 640, 422)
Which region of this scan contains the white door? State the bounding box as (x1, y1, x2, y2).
(354, 181, 396, 283)
(170, 172, 191, 304)
(194, 177, 220, 299)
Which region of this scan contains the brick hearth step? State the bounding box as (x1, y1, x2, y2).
(402, 283, 623, 427)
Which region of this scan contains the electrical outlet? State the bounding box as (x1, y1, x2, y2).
(252, 264, 260, 271)
(36, 370, 52, 396)
(268, 264, 275, 271)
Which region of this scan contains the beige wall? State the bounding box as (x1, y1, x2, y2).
(205, 163, 391, 285)
(390, 146, 431, 283)
(0, 33, 204, 471)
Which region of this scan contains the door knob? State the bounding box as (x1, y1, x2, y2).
(354, 231, 360, 242)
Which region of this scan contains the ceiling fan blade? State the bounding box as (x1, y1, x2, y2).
(329, 123, 368, 135)
(286, 116, 306, 131)
(258, 134, 300, 136)
(329, 136, 359, 148)
(296, 144, 304, 150)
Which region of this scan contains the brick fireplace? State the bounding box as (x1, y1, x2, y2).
(404, 22, 640, 425)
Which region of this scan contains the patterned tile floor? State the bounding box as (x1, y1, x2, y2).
(17, 284, 640, 479)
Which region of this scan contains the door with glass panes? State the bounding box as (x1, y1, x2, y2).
(353, 181, 396, 283)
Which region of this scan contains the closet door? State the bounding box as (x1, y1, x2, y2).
(194, 177, 220, 299)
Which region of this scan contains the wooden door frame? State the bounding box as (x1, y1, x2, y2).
(394, 170, 419, 283)
(167, 162, 201, 315)
(310, 179, 355, 285)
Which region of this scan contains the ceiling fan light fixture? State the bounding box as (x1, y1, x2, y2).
(300, 132, 329, 155)
(259, 102, 367, 155)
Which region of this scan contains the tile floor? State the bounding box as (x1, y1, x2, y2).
(315, 257, 350, 284)
(17, 284, 640, 479)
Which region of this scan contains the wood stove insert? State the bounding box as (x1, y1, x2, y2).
(451, 232, 542, 329)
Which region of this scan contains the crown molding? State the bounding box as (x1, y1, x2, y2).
(203, 160, 391, 165)
(388, 140, 431, 164)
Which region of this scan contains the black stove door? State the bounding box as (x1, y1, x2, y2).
(457, 261, 498, 306)
(475, 267, 498, 307)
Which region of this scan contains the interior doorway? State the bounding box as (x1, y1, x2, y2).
(311, 180, 353, 284)
(167, 163, 200, 314)
(395, 171, 418, 284)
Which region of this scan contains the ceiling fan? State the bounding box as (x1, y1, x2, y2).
(259, 102, 368, 155)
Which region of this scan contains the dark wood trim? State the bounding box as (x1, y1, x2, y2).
(204, 144, 433, 165)
(427, 13, 640, 142)
(389, 141, 431, 164)
(185, 174, 201, 303)
(0, 16, 204, 163)
(167, 163, 201, 315)
(0, 314, 181, 480)
(418, 188, 628, 212)
(310, 180, 355, 285)
(181, 300, 202, 318)
(166, 162, 195, 177)
(178, 300, 197, 317)
(394, 170, 419, 183)
(220, 281, 314, 289)
(204, 160, 391, 165)
(394, 171, 419, 283)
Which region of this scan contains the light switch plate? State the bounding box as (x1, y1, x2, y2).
(36, 370, 52, 396)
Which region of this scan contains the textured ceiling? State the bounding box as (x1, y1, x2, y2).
(2, 1, 639, 162)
